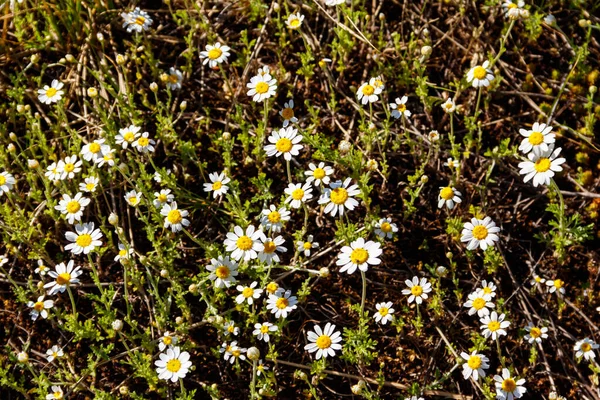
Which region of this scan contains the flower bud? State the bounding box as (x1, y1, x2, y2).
(119, 386, 129, 395)
(160, 269, 169, 278)
(116, 54, 126, 65)
(16, 105, 25, 113)
(273, 2, 280, 11)
(176, 316, 183, 325)
(179, 101, 187, 111)
(7, 144, 16, 152)
(189, 284, 198, 294)
(17, 351, 29, 363)
(519, 9, 530, 19)
(108, 213, 119, 226)
(421, 45, 432, 57)
(295, 370, 307, 380)
(338, 140, 351, 154)
(150, 82, 158, 92)
(37, 281, 44, 290)
(112, 319, 123, 331)
(420, 175, 429, 184)
(436, 266, 448, 277)
(87, 87, 98, 97)
(65, 54, 75, 63)
(222, 131, 231, 140)
(378, 13, 385, 21)
(319, 267, 330, 278)
(544, 14, 556, 26)
(160, 73, 169, 83)
(351, 384, 362, 395)
(247, 347, 260, 361)
(366, 159, 378, 171)
(9, 132, 17, 141)
(28, 159, 39, 169)
(579, 19, 590, 28)
(590, 85, 597, 94)
(30, 54, 40, 64)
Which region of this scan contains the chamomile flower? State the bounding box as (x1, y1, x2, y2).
(518, 144, 566, 187)
(545, 279, 565, 295)
(46, 386, 64, 400)
(94, 147, 116, 168)
(524, 322, 548, 344)
(402, 276, 432, 304)
(257, 235, 287, 265)
(444, 157, 458, 169)
(158, 332, 178, 351)
(266, 288, 298, 318)
(224, 225, 264, 261)
(55, 192, 90, 224)
(235, 281, 263, 305)
(64, 222, 103, 255)
(318, 178, 360, 217)
(133, 132, 156, 153)
(374, 218, 398, 239)
(0, 255, 7, 266)
(44, 260, 83, 295)
(58, 155, 82, 180)
(304, 322, 342, 359)
(122, 7, 153, 33)
(247, 73, 277, 102)
(0, 172, 15, 195)
(493, 369, 526, 400)
(258, 66, 271, 76)
(203, 172, 231, 198)
(223, 321, 239, 337)
(530, 274, 546, 286)
(467, 60, 494, 88)
(336, 238, 382, 274)
(206, 256, 239, 288)
(438, 186, 462, 209)
(253, 322, 278, 343)
(46, 345, 64, 362)
(518, 122, 555, 154)
(153, 189, 174, 208)
(502, 0, 524, 18)
(45, 162, 62, 181)
(285, 13, 305, 29)
(200, 43, 231, 68)
(325, 0, 345, 5)
(115, 125, 141, 149)
(463, 290, 495, 317)
(284, 182, 313, 209)
(260, 205, 291, 233)
(390, 96, 411, 119)
(38, 80, 64, 104)
(480, 311, 510, 340)
(461, 217, 500, 251)
(575, 338, 599, 361)
(161, 202, 190, 233)
(125, 190, 142, 207)
(264, 126, 303, 161)
(35, 259, 49, 276)
(223, 341, 246, 364)
(296, 235, 319, 257)
(114, 243, 134, 262)
(357, 77, 382, 105)
(155, 346, 192, 383)
(79, 176, 99, 193)
(80, 139, 107, 162)
(265, 281, 279, 295)
(305, 162, 334, 186)
(27, 296, 54, 321)
(374, 302, 395, 325)
(257, 360, 269, 376)
(461, 351, 489, 381)
(442, 98, 456, 113)
(166, 67, 183, 90)
(480, 280, 497, 297)
(280, 99, 298, 127)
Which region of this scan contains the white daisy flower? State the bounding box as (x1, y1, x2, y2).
(223, 321, 239, 337)
(460, 216, 500, 251)
(55, 192, 90, 224)
(502, 0, 525, 18)
(57, 155, 82, 180)
(35, 259, 49, 276)
(200, 42, 231, 68)
(154, 169, 171, 183)
(296, 234, 319, 257)
(441, 98, 456, 113)
(304, 322, 342, 359)
(480, 280, 497, 297)
(305, 162, 334, 186)
(374, 301, 394, 325)
(518, 144, 566, 187)
(206, 256, 239, 288)
(285, 13, 305, 29)
(80, 139, 107, 162)
(257, 235, 287, 265)
(266, 288, 298, 318)
(95, 147, 116, 168)
(253, 322, 278, 343)
(357, 77, 382, 105)
(524, 322, 548, 344)
(260, 205, 291, 233)
(336, 237, 382, 274)
(0, 255, 7, 266)
(493, 368, 526, 400)
(153, 189, 174, 208)
(257, 360, 269, 376)
(155, 346, 192, 383)
(0, 172, 16, 195)
(401, 276, 432, 304)
(158, 332, 178, 351)
(257, 66, 271, 76)
(224, 225, 264, 261)
(280, 99, 298, 127)
(461, 351, 489, 381)
(64, 222, 103, 255)
(235, 281, 263, 305)
(444, 157, 458, 169)
(575, 338, 599, 361)
(27, 296, 54, 321)
(545, 279, 565, 295)
(115, 125, 141, 149)
(247, 73, 277, 102)
(121, 7, 153, 33)
(79, 176, 99, 193)
(438, 186, 462, 209)
(264, 126, 303, 161)
(518, 122, 555, 154)
(38, 80, 64, 104)
(284, 182, 313, 209)
(161, 202, 190, 233)
(480, 311, 510, 340)
(46, 345, 64, 362)
(325, 0, 345, 5)
(372, 75, 385, 91)
(467, 60, 494, 88)
(530, 274, 546, 286)
(166, 67, 183, 90)
(203, 172, 231, 198)
(222, 341, 246, 364)
(133, 132, 155, 153)
(124, 190, 142, 207)
(318, 178, 360, 217)
(46, 386, 64, 400)
(463, 290, 495, 317)
(114, 243, 134, 262)
(374, 217, 398, 239)
(390, 96, 411, 119)
(45, 162, 62, 181)
(44, 260, 83, 295)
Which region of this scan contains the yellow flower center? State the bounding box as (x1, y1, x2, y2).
(291, 188, 305, 201)
(46, 87, 58, 97)
(266, 282, 279, 294)
(119, 249, 128, 257)
(275, 297, 289, 309)
(227, 325, 235, 333)
(53, 392, 63, 399)
(255, 82, 269, 94)
(581, 343, 592, 352)
(215, 266, 230, 279)
(501, 378, 517, 393)
(167, 209, 183, 224)
(313, 168, 326, 180)
(275, 138, 293, 153)
(303, 242, 312, 250)
(165, 359, 181, 373)
(380, 222, 392, 233)
(76, 233, 93, 248)
(262, 241, 276, 254)
(554, 279, 564, 289)
(472, 225, 489, 240)
(129, 196, 139, 205)
(212, 181, 223, 191)
(281, 108, 294, 120)
(124, 132, 135, 142)
(134, 16, 146, 26)
(163, 336, 172, 345)
(34, 301, 44, 311)
(530, 327, 542, 338)
(231, 349, 241, 357)
(361, 84, 375, 96)
(350, 248, 369, 264)
(316, 335, 332, 349)
(138, 137, 149, 147)
(289, 18, 301, 28)
(260, 325, 270, 334)
(236, 235, 253, 251)
(528, 131, 544, 145)
(330, 187, 348, 205)
(487, 321, 501, 332)
(472, 297, 486, 310)
(242, 287, 254, 298)
(89, 143, 101, 153)
(0, 176, 5, 185)
(379, 307, 389, 316)
(483, 287, 493, 295)
(397, 103, 406, 112)
(56, 272, 71, 285)
(534, 158, 551, 173)
(267, 211, 281, 223)
(66, 200, 81, 214)
(473, 66, 487, 80)
(374, 79, 384, 88)
(440, 187, 454, 200)
(86, 183, 96, 191)
(208, 48, 222, 60)
(158, 194, 168, 203)
(63, 163, 75, 173)
(467, 355, 482, 369)
(411, 285, 423, 296)
(534, 276, 542, 282)
(507, 2, 518, 9)
(169, 74, 179, 84)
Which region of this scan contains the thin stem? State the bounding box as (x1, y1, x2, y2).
(250, 359, 258, 399)
(66, 285, 78, 318)
(286, 159, 292, 184)
(496, 337, 505, 368)
(360, 270, 367, 317)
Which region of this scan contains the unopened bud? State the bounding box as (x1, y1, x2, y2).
(112, 319, 123, 331)
(420, 175, 429, 184)
(65, 54, 75, 63)
(319, 267, 330, 278)
(421, 45, 432, 57)
(247, 347, 260, 361)
(150, 82, 158, 92)
(590, 85, 597, 94)
(28, 159, 39, 169)
(578, 19, 590, 28)
(436, 266, 448, 277)
(16, 105, 25, 113)
(160, 269, 169, 278)
(176, 316, 183, 325)
(544, 14, 556, 26)
(17, 351, 29, 363)
(119, 386, 129, 395)
(338, 140, 351, 154)
(378, 13, 385, 21)
(116, 54, 126, 65)
(30, 54, 40, 64)
(160, 73, 169, 83)
(96, 33, 104, 42)
(108, 213, 119, 225)
(351, 384, 362, 395)
(87, 87, 98, 97)
(7, 144, 16, 152)
(179, 100, 187, 111)
(222, 131, 231, 140)
(189, 284, 198, 294)
(9, 132, 17, 141)
(366, 159, 378, 171)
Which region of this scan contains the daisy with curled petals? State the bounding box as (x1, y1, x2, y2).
(223, 341, 246, 364)
(461, 351, 489, 381)
(203, 172, 230, 198)
(200, 43, 231, 68)
(235, 281, 263, 305)
(58, 155, 82, 180)
(161, 202, 190, 233)
(115, 125, 141, 149)
(257, 360, 269, 376)
(125, 190, 142, 207)
(480, 280, 497, 297)
(524, 322, 548, 345)
(285, 13, 304, 30)
(44, 260, 82, 295)
(253, 322, 278, 343)
(35, 260, 49, 276)
(260, 205, 290, 233)
(133, 132, 156, 153)
(264, 126, 303, 161)
(575, 338, 599, 361)
(304, 322, 342, 360)
(121, 7, 153, 33)
(79, 176, 99, 193)
(374, 217, 398, 239)
(158, 332, 178, 351)
(64, 222, 103, 255)
(467, 61, 494, 88)
(247, 73, 277, 103)
(284, 182, 313, 209)
(357, 77, 382, 105)
(223, 321, 239, 337)
(305, 162, 334, 187)
(463, 290, 495, 317)
(45, 162, 62, 181)
(374, 301, 394, 325)
(80, 139, 108, 162)
(444, 157, 458, 169)
(545, 279, 565, 295)
(46, 345, 64, 362)
(27, 296, 54, 321)
(165, 67, 183, 90)
(55, 192, 90, 224)
(318, 178, 360, 217)
(224, 225, 264, 261)
(518, 145, 566, 187)
(153, 189, 174, 208)
(336, 237, 382, 274)
(46, 386, 64, 400)
(480, 311, 510, 340)
(257, 235, 287, 265)
(155, 346, 192, 383)
(280, 99, 298, 127)
(461, 216, 500, 251)
(296, 235, 319, 257)
(402, 276, 432, 304)
(441, 98, 456, 113)
(206, 256, 238, 288)
(38, 80, 64, 104)
(530, 274, 546, 287)
(266, 288, 298, 318)
(502, 0, 524, 18)
(390, 96, 411, 119)
(0, 172, 15, 195)
(494, 368, 526, 400)
(438, 186, 462, 210)
(114, 243, 134, 262)
(95, 147, 116, 168)
(518, 122, 555, 154)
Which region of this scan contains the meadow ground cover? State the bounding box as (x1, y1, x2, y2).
(0, 0, 599, 399)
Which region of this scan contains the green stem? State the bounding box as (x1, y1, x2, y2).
(250, 359, 258, 399)
(66, 285, 78, 318)
(360, 270, 367, 318)
(286, 159, 292, 184)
